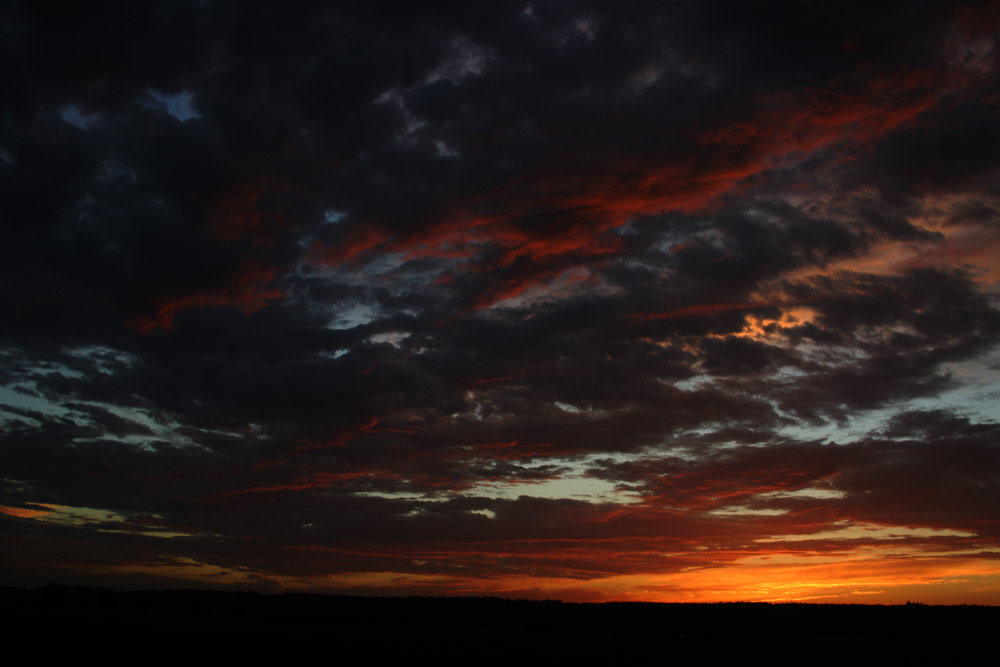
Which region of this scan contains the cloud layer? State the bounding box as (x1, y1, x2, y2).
(2, 0, 1000, 602)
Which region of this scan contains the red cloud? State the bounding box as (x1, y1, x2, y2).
(128, 261, 283, 333)
(630, 301, 768, 322)
(306, 58, 969, 314)
(206, 470, 390, 500)
(308, 225, 391, 266)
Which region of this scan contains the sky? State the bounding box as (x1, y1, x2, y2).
(2, 0, 1000, 604)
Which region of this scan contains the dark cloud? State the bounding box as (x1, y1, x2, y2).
(2, 0, 999, 600)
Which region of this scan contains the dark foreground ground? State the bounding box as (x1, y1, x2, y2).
(3, 585, 996, 661)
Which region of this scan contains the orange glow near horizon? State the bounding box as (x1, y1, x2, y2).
(295, 549, 1000, 605)
(8, 498, 1000, 604)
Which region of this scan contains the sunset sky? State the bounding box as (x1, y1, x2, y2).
(2, 0, 1000, 604)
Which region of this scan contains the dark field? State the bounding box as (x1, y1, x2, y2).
(3, 585, 996, 660)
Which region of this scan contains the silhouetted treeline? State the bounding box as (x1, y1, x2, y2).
(3, 584, 996, 659)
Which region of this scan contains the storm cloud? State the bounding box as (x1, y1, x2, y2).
(2, 0, 999, 603)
